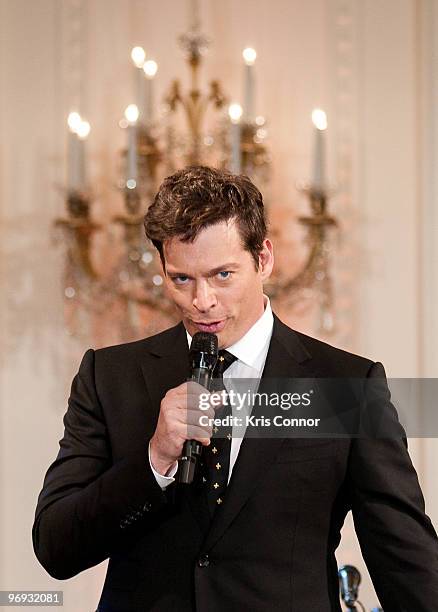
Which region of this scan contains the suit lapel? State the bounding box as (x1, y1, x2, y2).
(140, 322, 190, 422)
(203, 314, 315, 551)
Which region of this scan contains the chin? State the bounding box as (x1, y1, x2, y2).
(217, 330, 235, 349)
(215, 334, 226, 349)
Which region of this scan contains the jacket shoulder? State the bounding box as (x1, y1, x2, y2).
(93, 322, 184, 364)
(275, 316, 376, 376)
(297, 331, 374, 376)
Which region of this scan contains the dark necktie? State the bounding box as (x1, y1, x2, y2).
(204, 349, 237, 515)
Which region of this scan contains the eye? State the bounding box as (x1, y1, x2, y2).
(172, 275, 190, 285)
(217, 271, 231, 280)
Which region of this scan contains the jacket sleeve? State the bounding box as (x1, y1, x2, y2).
(32, 349, 169, 580)
(348, 361, 438, 611)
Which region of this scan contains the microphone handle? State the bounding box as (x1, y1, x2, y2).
(179, 367, 212, 484)
(190, 367, 211, 389)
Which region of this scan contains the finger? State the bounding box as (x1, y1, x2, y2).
(187, 390, 227, 412)
(186, 409, 214, 432)
(161, 420, 211, 448)
(185, 424, 213, 445)
(186, 380, 209, 393)
(174, 380, 208, 396)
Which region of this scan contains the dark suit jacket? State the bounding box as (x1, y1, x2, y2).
(33, 315, 438, 611)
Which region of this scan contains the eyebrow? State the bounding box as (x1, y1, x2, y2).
(167, 263, 240, 277)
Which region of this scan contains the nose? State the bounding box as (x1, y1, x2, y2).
(192, 280, 217, 312)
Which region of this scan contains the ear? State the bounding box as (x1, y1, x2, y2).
(258, 239, 274, 281)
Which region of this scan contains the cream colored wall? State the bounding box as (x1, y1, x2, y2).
(417, 0, 438, 570)
(1, 1, 437, 610)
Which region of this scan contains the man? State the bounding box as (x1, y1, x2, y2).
(33, 166, 438, 611)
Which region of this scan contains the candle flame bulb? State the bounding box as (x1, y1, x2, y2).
(131, 46, 146, 68)
(242, 47, 257, 66)
(76, 120, 91, 140)
(143, 60, 158, 78)
(125, 104, 139, 123)
(67, 111, 82, 133)
(228, 103, 243, 124)
(312, 108, 328, 131)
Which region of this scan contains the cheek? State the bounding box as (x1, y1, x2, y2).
(165, 284, 186, 307)
(232, 275, 257, 297)
(228, 278, 262, 314)
(220, 284, 249, 310)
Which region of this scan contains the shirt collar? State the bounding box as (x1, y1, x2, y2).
(186, 295, 274, 370)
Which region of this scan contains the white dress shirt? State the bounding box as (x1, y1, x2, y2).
(149, 295, 274, 489)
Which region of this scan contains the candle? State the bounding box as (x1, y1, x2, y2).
(143, 60, 158, 123)
(125, 104, 139, 185)
(311, 108, 328, 191)
(76, 120, 91, 189)
(68, 132, 80, 191)
(229, 103, 243, 174)
(242, 48, 257, 122)
(131, 47, 146, 120)
(67, 112, 85, 191)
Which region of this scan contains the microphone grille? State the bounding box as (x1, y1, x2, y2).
(190, 331, 218, 356)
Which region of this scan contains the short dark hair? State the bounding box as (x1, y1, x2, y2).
(143, 166, 267, 269)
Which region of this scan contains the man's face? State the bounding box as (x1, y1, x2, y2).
(162, 219, 274, 348)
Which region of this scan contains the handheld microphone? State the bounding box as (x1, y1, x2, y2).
(179, 332, 218, 484)
(338, 565, 361, 610)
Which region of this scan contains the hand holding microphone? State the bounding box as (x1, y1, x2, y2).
(180, 332, 218, 483)
(149, 332, 219, 483)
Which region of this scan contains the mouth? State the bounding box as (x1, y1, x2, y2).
(190, 319, 227, 334)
